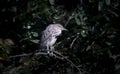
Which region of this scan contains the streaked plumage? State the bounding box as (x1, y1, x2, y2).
(40, 24, 67, 53)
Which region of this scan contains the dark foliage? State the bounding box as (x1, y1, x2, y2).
(0, 0, 120, 74)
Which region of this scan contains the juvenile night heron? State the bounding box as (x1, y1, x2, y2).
(40, 24, 67, 53)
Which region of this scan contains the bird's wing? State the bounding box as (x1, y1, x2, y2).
(40, 30, 53, 45)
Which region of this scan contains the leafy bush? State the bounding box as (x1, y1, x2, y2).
(0, 0, 119, 74)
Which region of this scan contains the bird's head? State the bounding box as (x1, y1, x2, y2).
(55, 24, 67, 31)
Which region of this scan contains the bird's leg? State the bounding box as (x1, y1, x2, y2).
(47, 45, 50, 54)
(49, 46, 54, 55)
(50, 46, 55, 51)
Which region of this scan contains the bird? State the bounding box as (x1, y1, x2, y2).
(40, 24, 67, 53)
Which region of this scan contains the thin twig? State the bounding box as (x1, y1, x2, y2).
(55, 34, 77, 46)
(64, 16, 73, 27)
(70, 36, 79, 49)
(107, 9, 119, 17)
(86, 41, 95, 51)
(65, 8, 76, 27)
(53, 50, 82, 74)
(9, 53, 33, 58)
(9, 51, 48, 58)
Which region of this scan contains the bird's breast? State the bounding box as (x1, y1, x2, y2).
(48, 37, 57, 46)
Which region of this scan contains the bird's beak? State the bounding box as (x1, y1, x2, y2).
(63, 28, 68, 31)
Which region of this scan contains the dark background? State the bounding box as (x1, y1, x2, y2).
(0, 0, 120, 74)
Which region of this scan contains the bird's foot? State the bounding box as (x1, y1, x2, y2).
(48, 50, 54, 56)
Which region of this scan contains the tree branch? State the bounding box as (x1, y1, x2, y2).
(9, 50, 82, 74)
(53, 50, 82, 74)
